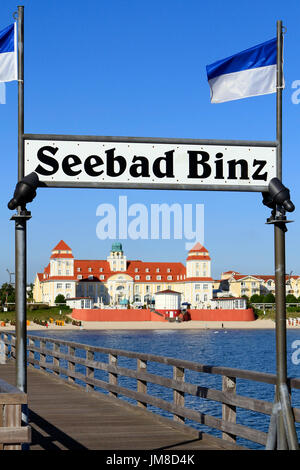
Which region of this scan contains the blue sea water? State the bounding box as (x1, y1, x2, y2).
(32, 328, 300, 450)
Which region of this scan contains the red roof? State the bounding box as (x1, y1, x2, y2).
(155, 289, 182, 295)
(188, 242, 208, 253)
(52, 240, 72, 251)
(50, 253, 74, 259)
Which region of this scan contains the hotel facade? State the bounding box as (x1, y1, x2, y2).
(33, 240, 214, 307)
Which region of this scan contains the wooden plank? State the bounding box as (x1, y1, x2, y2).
(0, 426, 31, 444)
(222, 376, 236, 443)
(137, 359, 147, 409)
(173, 366, 185, 424)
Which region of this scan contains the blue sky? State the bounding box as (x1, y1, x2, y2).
(1, 0, 300, 285)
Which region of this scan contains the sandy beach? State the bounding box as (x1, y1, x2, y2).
(0, 318, 290, 332)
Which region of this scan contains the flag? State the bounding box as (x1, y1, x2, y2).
(0, 23, 17, 82)
(206, 38, 279, 103)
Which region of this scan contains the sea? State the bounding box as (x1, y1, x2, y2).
(32, 328, 300, 450)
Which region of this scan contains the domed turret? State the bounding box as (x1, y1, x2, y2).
(107, 242, 127, 272)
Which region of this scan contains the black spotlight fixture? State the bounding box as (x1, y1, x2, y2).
(262, 177, 295, 231)
(262, 177, 295, 213)
(8, 172, 39, 211)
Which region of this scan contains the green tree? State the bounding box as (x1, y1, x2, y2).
(0, 283, 15, 305)
(263, 293, 275, 303)
(250, 294, 263, 303)
(54, 294, 66, 304)
(286, 294, 298, 303)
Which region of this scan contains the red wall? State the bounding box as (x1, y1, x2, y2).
(72, 308, 255, 322)
(187, 308, 255, 321)
(72, 309, 166, 322)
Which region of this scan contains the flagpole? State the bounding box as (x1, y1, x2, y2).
(273, 20, 298, 450)
(12, 6, 31, 438)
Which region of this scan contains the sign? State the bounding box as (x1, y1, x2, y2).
(24, 135, 277, 192)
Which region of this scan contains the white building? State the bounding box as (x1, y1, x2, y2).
(33, 240, 214, 307)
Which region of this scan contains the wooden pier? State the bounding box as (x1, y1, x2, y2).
(0, 333, 299, 450)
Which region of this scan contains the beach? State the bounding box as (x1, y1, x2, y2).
(0, 318, 289, 331)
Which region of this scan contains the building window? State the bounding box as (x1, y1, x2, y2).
(168, 285, 171, 290)
(100, 275, 105, 280)
(135, 268, 139, 272)
(145, 268, 150, 272)
(203, 284, 208, 290)
(167, 268, 171, 273)
(135, 275, 140, 280)
(196, 271, 199, 277)
(88, 275, 93, 280)
(66, 270, 69, 275)
(135, 285, 139, 292)
(77, 268, 81, 272)
(58, 270, 61, 275)
(66, 283, 71, 289)
(88, 267, 92, 272)
(146, 275, 151, 280)
(77, 275, 83, 279)
(195, 284, 200, 290)
(157, 286, 161, 292)
(56, 283, 62, 289)
(156, 275, 161, 280)
(146, 285, 150, 293)
(167, 275, 172, 280)
(156, 268, 160, 273)
(100, 268, 103, 272)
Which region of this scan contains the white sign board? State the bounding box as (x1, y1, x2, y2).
(24, 136, 277, 192)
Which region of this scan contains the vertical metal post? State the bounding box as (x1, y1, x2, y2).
(274, 18, 288, 451)
(18, 5, 24, 182)
(13, 6, 29, 433)
(274, 20, 298, 450)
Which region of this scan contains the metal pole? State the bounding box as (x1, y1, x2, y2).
(274, 20, 298, 450)
(18, 5, 24, 182)
(14, 5, 28, 418)
(274, 18, 288, 451)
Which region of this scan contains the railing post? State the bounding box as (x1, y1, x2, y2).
(53, 342, 60, 376)
(68, 345, 75, 384)
(3, 334, 9, 361)
(108, 353, 118, 397)
(173, 365, 185, 424)
(222, 375, 237, 442)
(0, 337, 5, 365)
(86, 350, 95, 392)
(11, 335, 16, 360)
(28, 337, 34, 366)
(39, 339, 46, 371)
(137, 359, 147, 409)
(3, 403, 22, 450)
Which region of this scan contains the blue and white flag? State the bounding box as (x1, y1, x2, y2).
(206, 38, 278, 103)
(0, 23, 17, 83)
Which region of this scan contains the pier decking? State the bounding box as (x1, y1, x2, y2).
(0, 361, 241, 450)
(1, 332, 300, 450)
